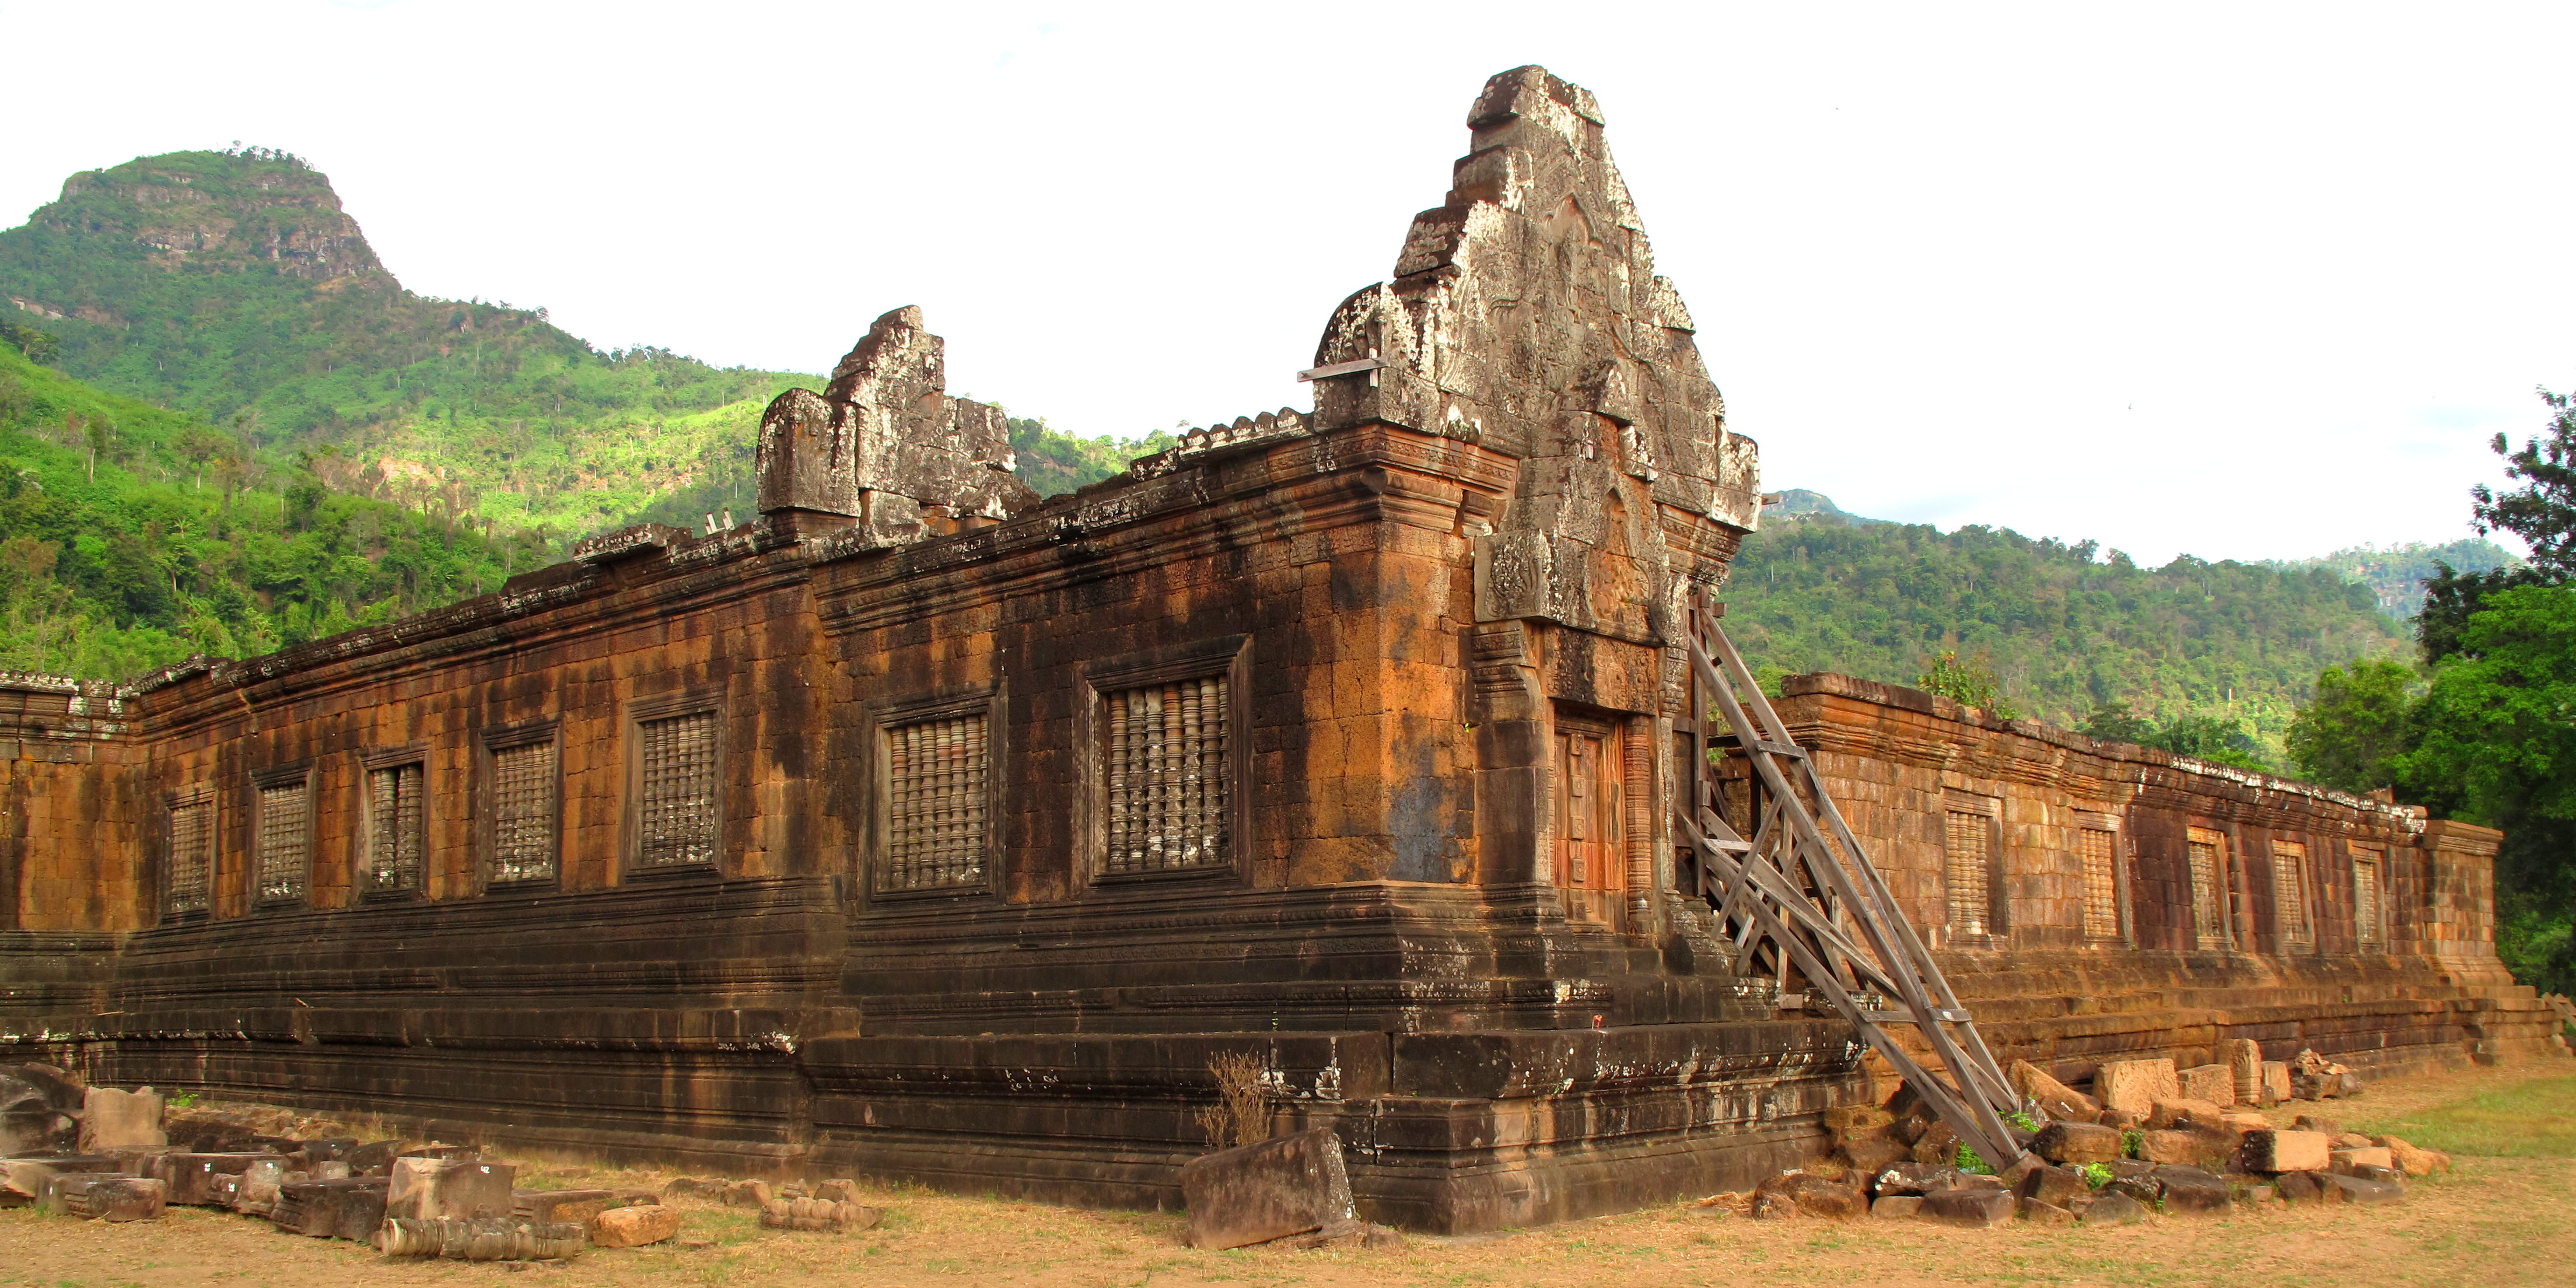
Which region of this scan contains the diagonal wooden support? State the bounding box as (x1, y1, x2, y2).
(1675, 587, 2027, 1171)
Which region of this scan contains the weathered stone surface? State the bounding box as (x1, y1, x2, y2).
(2292, 1114, 2342, 1138)
(2081, 1191, 2148, 1225)
(1756, 1171, 1865, 1220)
(151, 1152, 281, 1206)
(2178, 1065, 2234, 1107)
(2021, 1198, 2076, 1227)
(813, 1178, 860, 1203)
(2322, 1174, 2404, 1205)
(2261, 1061, 2294, 1106)
(386, 1156, 514, 1220)
(1910, 1119, 1959, 1166)
(2010, 1060, 2101, 1122)
(2152, 1166, 2231, 1213)
(0, 1070, 79, 1156)
(2095, 1059, 2179, 1116)
(2215, 1041, 2258, 1103)
(2017, 1163, 2086, 1210)
(721, 1179, 774, 1208)
(2241, 1129, 2331, 1174)
(1837, 1132, 1910, 1176)
(2330, 1146, 2395, 1175)
(2372, 1136, 2453, 1177)
(2, 1155, 116, 1208)
(228, 1158, 285, 1216)
(758, 1196, 884, 1232)
(1870, 1163, 1959, 1196)
(2146, 1097, 2227, 1130)
(335, 1181, 390, 1244)
(380, 1216, 586, 1261)
(2137, 1130, 2206, 1166)
(2274, 1170, 2323, 1203)
(51, 1174, 166, 1221)
(1870, 1194, 1923, 1219)
(592, 1203, 684, 1248)
(2031, 1121, 2123, 1165)
(2105, 1175, 2162, 1204)
(1180, 1129, 1355, 1251)
(1919, 1188, 2014, 1228)
(664, 1177, 727, 1200)
(78, 1087, 164, 1152)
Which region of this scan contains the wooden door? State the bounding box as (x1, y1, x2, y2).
(1556, 719, 1626, 928)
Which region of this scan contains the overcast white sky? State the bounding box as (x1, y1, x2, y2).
(6, 2, 2570, 565)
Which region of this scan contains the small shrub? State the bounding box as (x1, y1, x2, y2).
(2079, 1161, 2113, 1189)
(2122, 1129, 2145, 1159)
(1194, 1051, 1272, 1152)
(1954, 1144, 1994, 1175)
(2004, 1111, 2039, 1132)
(166, 1090, 201, 1108)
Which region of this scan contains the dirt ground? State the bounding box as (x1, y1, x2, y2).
(3, 1062, 2571, 1288)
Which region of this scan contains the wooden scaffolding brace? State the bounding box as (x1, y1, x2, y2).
(1673, 587, 2027, 1170)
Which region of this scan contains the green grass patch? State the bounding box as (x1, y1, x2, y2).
(2347, 1076, 2576, 1158)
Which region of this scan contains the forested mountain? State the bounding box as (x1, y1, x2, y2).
(0, 331, 514, 677)
(2268, 538, 2522, 618)
(1719, 509, 2410, 755)
(0, 148, 821, 543)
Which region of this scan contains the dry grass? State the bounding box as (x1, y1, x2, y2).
(3, 1062, 2572, 1288)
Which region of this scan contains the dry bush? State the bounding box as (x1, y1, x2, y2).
(1194, 1051, 1272, 1152)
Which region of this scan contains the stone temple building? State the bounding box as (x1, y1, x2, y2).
(0, 67, 2559, 1233)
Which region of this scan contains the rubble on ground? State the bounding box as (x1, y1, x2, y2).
(0, 1066, 904, 1261)
(1689, 1045, 2463, 1231)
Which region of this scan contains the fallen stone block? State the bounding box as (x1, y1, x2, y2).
(1918, 1188, 2014, 1228)
(1870, 1162, 1960, 1196)
(78, 1087, 166, 1153)
(228, 1158, 286, 1216)
(2031, 1121, 2122, 1165)
(2333, 1132, 2372, 1149)
(2095, 1108, 2143, 1131)
(52, 1174, 166, 1222)
(2094, 1058, 2179, 1116)
(2080, 1191, 2148, 1225)
(2260, 1061, 2293, 1106)
(2241, 1129, 2330, 1174)
(663, 1177, 727, 1200)
(2146, 1097, 2228, 1130)
(1756, 1171, 1865, 1220)
(2152, 1166, 2230, 1213)
(2322, 1174, 2403, 1205)
(272, 1178, 372, 1237)
(590, 1203, 684, 1248)
(2136, 1129, 2205, 1165)
(1909, 1119, 1959, 1166)
(2009, 1059, 2101, 1122)
(1178, 1128, 1354, 1251)
(1, 1070, 79, 1157)
(1870, 1195, 1923, 1219)
(2291, 1114, 2340, 1137)
(514, 1188, 613, 1227)
(379, 1216, 586, 1261)
(2274, 1170, 2323, 1204)
(2178, 1065, 2234, 1107)
(2371, 1136, 2453, 1177)
(151, 1152, 282, 1206)
(2017, 1163, 2085, 1210)
(758, 1196, 885, 1232)
(813, 1178, 859, 1203)
(2, 1155, 117, 1208)
(386, 1156, 514, 1220)
(2237, 1184, 2276, 1205)
(345, 1140, 402, 1176)
(334, 1181, 391, 1244)
(2330, 1146, 2395, 1175)
(2348, 1164, 2406, 1185)
(720, 1179, 774, 1208)
(1838, 1130, 1910, 1176)
(2105, 1175, 2161, 1204)
(2020, 1199, 2076, 1227)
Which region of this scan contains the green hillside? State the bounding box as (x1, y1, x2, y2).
(2269, 538, 2523, 619)
(1721, 512, 2410, 757)
(0, 147, 817, 541)
(0, 330, 516, 678)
